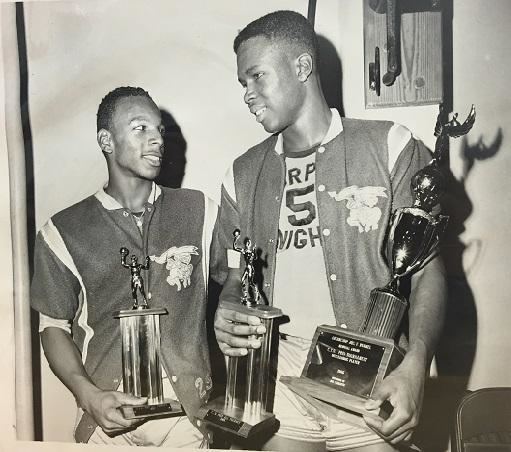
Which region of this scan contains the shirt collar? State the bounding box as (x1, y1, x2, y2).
(274, 108, 343, 155)
(94, 182, 162, 211)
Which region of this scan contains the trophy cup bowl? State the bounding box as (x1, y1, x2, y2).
(196, 231, 283, 438)
(281, 105, 475, 425)
(114, 248, 183, 419)
(362, 207, 448, 338)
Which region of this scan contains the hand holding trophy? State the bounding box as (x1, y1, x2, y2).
(282, 105, 476, 422)
(114, 247, 183, 419)
(197, 230, 283, 438)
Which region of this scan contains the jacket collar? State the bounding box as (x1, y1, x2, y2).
(274, 108, 343, 155)
(94, 182, 161, 210)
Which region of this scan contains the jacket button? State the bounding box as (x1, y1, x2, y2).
(322, 228, 330, 236)
(264, 283, 271, 288)
(123, 211, 129, 217)
(318, 184, 325, 192)
(318, 146, 325, 153)
(171, 375, 178, 382)
(196, 420, 202, 427)
(330, 274, 337, 281)
(340, 323, 347, 329)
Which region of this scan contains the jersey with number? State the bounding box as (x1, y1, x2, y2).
(273, 147, 335, 339)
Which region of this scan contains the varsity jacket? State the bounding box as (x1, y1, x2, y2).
(213, 110, 433, 338)
(31, 184, 216, 442)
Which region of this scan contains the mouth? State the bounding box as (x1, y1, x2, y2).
(143, 154, 162, 167)
(252, 106, 267, 123)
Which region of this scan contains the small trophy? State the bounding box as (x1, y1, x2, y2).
(196, 230, 283, 438)
(282, 105, 476, 421)
(114, 247, 183, 419)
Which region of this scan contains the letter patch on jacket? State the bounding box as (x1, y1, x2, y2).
(328, 186, 387, 232)
(150, 245, 199, 290)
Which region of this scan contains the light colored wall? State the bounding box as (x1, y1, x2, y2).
(451, 0, 511, 389)
(1, 0, 509, 446)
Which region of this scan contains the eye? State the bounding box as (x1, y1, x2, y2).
(134, 125, 147, 131)
(254, 72, 264, 80)
(158, 126, 166, 136)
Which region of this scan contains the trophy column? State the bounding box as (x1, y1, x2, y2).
(196, 231, 283, 438)
(115, 308, 167, 404)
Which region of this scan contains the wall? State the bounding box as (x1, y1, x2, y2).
(1, 0, 510, 449)
(451, 0, 511, 388)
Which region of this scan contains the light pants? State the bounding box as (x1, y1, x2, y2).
(87, 376, 206, 447)
(272, 335, 386, 451)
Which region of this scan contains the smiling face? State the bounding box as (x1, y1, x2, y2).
(102, 95, 164, 182)
(236, 36, 306, 134)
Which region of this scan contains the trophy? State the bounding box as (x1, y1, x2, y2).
(196, 230, 283, 438)
(281, 105, 476, 421)
(113, 247, 183, 419)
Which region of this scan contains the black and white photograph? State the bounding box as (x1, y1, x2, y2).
(1, 1, 510, 451)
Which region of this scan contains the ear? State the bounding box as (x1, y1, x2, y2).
(97, 129, 113, 154)
(296, 53, 313, 82)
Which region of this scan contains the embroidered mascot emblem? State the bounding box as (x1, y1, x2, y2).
(328, 185, 388, 232)
(150, 245, 199, 290)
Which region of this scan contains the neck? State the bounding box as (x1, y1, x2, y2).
(105, 178, 153, 212)
(281, 89, 332, 153)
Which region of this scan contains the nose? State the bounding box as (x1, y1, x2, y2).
(150, 128, 164, 149)
(244, 83, 256, 105)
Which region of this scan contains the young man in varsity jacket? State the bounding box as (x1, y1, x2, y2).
(31, 87, 217, 446)
(212, 11, 447, 452)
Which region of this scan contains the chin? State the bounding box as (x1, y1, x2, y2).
(261, 121, 281, 134)
(141, 169, 161, 181)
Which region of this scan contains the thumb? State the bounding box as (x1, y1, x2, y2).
(365, 397, 382, 410)
(114, 392, 148, 406)
(365, 384, 392, 410)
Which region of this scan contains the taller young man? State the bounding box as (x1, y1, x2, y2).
(31, 87, 216, 447)
(213, 11, 446, 452)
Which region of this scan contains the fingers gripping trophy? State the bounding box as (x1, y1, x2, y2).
(197, 230, 283, 438)
(114, 247, 183, 419)
(281, 105, 476, 420)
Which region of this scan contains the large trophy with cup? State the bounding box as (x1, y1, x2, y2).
(113, 247, 183, 419)
(197, 230, 283, 438)
(281, 105, 476, 421)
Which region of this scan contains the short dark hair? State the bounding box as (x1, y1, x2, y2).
(96, 86, 154, 133)
(233, 10, 318, 61)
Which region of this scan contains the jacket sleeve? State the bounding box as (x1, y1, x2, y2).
(31, 224, 81, 320)
(209, 165, 242, 285)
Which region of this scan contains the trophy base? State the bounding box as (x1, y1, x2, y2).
(196, 396, 278, 439)
(280, 325, 404, 423)
(120, 399, 184, 419)
(280, 376, 392, 421)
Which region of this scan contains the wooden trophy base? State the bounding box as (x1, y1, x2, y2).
(196, 396, 278, 438)
(281, 325, 404, 423)
(120, 399, 184, 420)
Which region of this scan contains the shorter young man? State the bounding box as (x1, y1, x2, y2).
(31, 87, 217, 446)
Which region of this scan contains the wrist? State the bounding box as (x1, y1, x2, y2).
(73, 377, 102, 413)
(398, 345, 428, 380)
